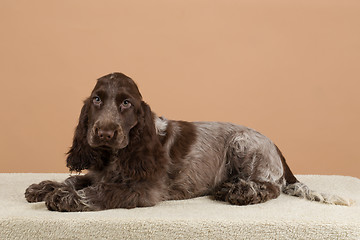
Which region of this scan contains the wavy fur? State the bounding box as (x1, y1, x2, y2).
(25, 72, 353, 211)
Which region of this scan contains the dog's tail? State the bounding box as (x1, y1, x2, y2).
(276, 146, 354, 206)
(282, 181, 354, 206)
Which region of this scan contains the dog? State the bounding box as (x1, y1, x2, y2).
(25, 72, 352, 211)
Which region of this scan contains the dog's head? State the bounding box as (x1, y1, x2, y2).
(87, 73, 143, 149)
(66, 73, 155, 172)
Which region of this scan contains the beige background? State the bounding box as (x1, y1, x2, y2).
(0, 0, 359, 177)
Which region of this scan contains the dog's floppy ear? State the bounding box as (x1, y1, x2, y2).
(139, 101, 157, 137)
(66, 98, 100, 172)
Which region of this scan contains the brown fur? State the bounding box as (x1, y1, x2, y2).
(214, 177, 281, 205)
(25, 72, 302, 211)
(276, 145, 298, 184)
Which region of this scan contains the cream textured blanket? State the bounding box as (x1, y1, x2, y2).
(0, 173, 359, 240)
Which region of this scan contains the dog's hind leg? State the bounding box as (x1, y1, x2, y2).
(213, 129, 284, 205)
(213, 176, 281, 205)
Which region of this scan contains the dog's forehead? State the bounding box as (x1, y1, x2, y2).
(94, 73, 142, 99)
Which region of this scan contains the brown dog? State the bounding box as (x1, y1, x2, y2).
(25, 72, 351, 211)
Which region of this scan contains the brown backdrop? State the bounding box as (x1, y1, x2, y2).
(1, 0, 359, 177)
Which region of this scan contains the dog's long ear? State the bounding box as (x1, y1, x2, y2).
(125, 100, 167, 180)
(140, 101, 158, 138)
(66, 98, 99, 172)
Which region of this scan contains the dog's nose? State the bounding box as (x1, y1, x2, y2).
(97, 129, 115, 141)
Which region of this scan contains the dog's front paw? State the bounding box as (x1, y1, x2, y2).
(25, 181, 62, 203)
(45, 187, 83, 212)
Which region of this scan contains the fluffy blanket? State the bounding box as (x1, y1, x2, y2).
(0, 174, 359, 239)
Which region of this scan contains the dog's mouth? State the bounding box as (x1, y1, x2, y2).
(88, 129, 129, 149)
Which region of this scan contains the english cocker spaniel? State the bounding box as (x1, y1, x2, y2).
(25, 72, 351, 211)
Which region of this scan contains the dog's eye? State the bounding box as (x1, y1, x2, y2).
(93, 96, 102, 105)
(121, 100, 132, 109)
